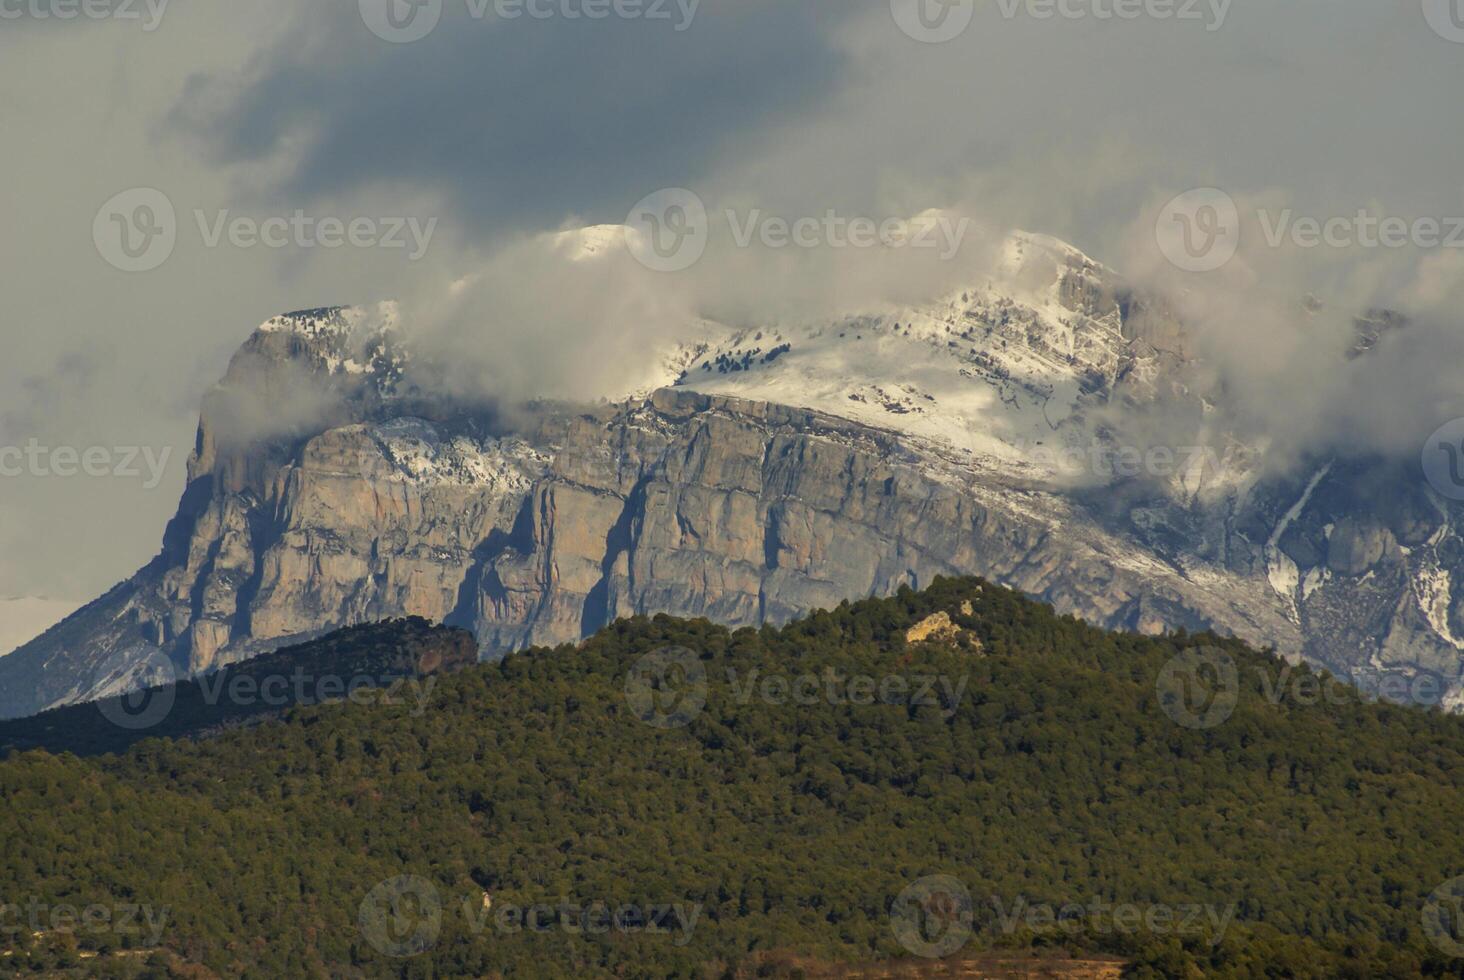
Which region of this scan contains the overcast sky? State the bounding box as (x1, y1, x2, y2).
(3, 0, 1462, 605)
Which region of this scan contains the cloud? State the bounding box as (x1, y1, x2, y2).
(5, 0, 1464, 603)
(1112, 186, 1464, 469)
(388, 208, 1004, 412)
(170, 0, 857, 240)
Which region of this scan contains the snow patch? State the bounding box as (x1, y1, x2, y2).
(666, 231, 1148, 486)
(552, 224, 634, 262)
(1413, 552, 1462, 649)
(367, 418, 549, 492)
(1265, 463, 1332, 619)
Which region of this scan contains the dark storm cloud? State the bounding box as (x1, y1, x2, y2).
(171, 0, 856, 235)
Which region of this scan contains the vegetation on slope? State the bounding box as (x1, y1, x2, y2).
(2, 578, 1464, 978)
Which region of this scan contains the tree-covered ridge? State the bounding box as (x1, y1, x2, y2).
(0, 618, 478, 758)
(2, 577, 1464, 977)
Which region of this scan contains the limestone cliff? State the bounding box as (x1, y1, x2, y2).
(3, 236, 1461, 718)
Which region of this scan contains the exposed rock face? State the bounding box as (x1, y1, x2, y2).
(906, 613, 958, 644)
(1326, 518, 1393, 576)
(3, 238, 1462, 719)
(904, 609, 982, 651)
(0, 378, 1293, 718)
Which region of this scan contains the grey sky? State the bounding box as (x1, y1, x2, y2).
(2, 0, 1462, 605)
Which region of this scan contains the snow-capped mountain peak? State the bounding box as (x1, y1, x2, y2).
(246, 229, 1179, 490)
(664, 230, 1152, 485)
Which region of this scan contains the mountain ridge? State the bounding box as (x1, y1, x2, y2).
(2, 230, 1459, 719)
(0, 617, 475, 757)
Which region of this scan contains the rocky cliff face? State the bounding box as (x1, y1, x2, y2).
(3, 235, 1461, 719)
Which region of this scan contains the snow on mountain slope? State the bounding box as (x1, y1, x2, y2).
(666, 232, 1159, 485)
(363, 418, 550, 492)
(552, 223, 636, 261)
(270, 227, 1227, 494)
(256, 302, 408, 381)
(1264, 463, 1333, 619)
(11, 224, 1456, 718)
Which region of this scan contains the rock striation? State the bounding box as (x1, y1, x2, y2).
(3, 236, 1461, 718)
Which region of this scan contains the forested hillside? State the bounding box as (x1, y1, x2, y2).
(3, 578, 1464, 978)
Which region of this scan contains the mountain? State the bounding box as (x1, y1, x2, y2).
(0, 617, 475, 757)
(2, 231, 1460, 719)
(3, 578, 1464, 977)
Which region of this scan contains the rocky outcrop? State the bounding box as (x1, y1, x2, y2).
(1326, 518, 1394, 576)
(905, 606, 982, 652)
(0, 370, 1303, 720)
(3, 250, 1462, 718)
